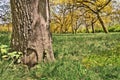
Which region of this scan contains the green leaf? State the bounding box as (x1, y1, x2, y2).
(0, 45, 8, 48)
(8, 52, 17, 57)
(1, 48, 7, 54)
(18, 52, 23, 55)
(2, 55, 9, 58)
(15, 54, 20, 59)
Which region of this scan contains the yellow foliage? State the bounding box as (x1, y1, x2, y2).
(50, 0, 112, 33)
(0, 23, 12, 32)
(52, 0, 75, 4)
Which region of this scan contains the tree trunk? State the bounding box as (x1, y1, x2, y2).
(91, 22, 95, 33)
(97, 13, 108, 33)
(85, 24, 89, 33)
(10, 0, 55, 67)
(70, 5, 74, 34)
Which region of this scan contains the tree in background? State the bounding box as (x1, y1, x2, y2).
(0, 0, 11, 24)
(1, 0, 119, 34)
(76, 0, 112, 33)
(50, 0, 113, 33)
(10, 0, 55, 68)
(111, 0, 120, 25)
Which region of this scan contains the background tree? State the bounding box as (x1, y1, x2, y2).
(0, 0, 11, 24)
(110, 0, 120, 25)
(50, 0, 113, 33)
(76, 0, 112, 33)
(10, 0, 55, 68)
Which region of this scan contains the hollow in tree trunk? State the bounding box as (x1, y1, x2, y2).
(10, 0, 55, 68)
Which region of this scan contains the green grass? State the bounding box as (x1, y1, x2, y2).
(0, 32, 120, 80)
(0, 32, 11, 45)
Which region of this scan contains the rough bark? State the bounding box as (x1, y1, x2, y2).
(10, 0, 55, 67)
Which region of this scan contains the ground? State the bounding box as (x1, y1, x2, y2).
(0, 32, 120, 80)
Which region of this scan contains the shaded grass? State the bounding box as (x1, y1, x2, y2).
(0, 32, 120, 80)
(0, 32, 11, 45)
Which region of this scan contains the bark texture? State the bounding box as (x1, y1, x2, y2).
(10, 0, 55, 67)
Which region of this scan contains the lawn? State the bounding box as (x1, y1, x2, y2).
(0, 32, 120, 80)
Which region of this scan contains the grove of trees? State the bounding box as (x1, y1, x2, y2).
(50, 0, 120, 33)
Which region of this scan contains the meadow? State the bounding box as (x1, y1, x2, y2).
(0, 32, 120, 80)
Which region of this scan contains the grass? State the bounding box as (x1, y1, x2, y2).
(0, 32, 120, 80)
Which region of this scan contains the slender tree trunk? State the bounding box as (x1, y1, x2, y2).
(91, 22, 95, 33)
(70, 5, 74, 34)
(74, 21, 78, 34)
(85, 23, 89, 33)
(97, 13, 108, 33)
(10, 0, 55, 67)
(86, 26, 89, 33)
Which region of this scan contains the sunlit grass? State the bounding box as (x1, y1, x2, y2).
(0, 32, 120, 80)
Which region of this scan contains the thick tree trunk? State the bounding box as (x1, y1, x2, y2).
(10, 0, 55, 67)
(97, 13, 108, 33)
